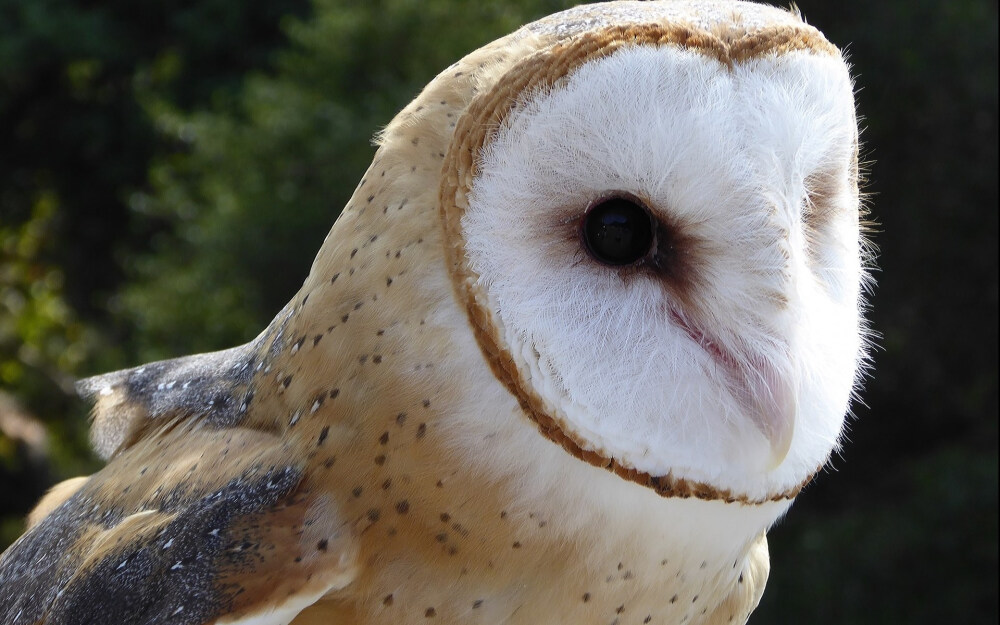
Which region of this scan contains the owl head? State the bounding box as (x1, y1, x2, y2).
(432, 1, 869, 504)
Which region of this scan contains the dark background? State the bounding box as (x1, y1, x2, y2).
(0, 1, 996, 622)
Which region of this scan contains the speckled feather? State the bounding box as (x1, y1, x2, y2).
(0, 2, 865, 624)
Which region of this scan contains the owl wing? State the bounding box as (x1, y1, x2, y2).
(0, 348, 358, 625)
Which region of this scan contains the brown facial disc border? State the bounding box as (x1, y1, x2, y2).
(440, 22, 837, 504)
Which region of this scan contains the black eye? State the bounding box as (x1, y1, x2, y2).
(581, 196, 654, 266)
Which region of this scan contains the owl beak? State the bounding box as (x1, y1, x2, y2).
(744, 361, 796, 470)
(672, 310, 796, 468)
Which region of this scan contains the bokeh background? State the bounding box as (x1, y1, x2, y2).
(0, 0, 995, 622)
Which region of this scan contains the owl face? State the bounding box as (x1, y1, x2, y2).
(442, 14, 865, 504)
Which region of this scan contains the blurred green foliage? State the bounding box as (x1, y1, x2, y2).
(0, 0, 312, 547)
(0, 0, 995, 622)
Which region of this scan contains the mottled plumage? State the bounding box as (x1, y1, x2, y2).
(0, 2, 868, 624)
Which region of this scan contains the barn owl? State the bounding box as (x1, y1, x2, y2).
(0, 1, 868, 624)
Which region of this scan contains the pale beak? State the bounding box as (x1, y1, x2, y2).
(744, 360, 796, 470)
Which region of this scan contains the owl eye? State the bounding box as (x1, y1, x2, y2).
(581, 196, 655, 266)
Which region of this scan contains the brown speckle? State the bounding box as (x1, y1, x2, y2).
(374, 455, 386, 466)
(396, 500, 410, 514)
(350, 248, 358, 258)
(331, 273, 340, 283)
(367, 509, 381, 523)
(379, 431, 389, 445)
(317, 426, 330, 446)
(582, 593, 591, 603)
(435, 533, 448, 543)
(670, 595, 678, 604)
(373, 355, 382, 364)
(330, 388, 340, 399)
(425, 608, 436, 618)
(352, 486, 363, 498)
(512, 541, 521, 549)
(396, 412, 408, 426)
(472, 600, 483, 609)
(644, 617, 652, 624)
(422, 399, 431, 408)
(440, 513, 451, 522)
(324, 457, 336, 469)
(312, 335, 323, 346)
(317, 539, 328, 552)
(383, 594, 394, 606)
(416, 423, 427, 439)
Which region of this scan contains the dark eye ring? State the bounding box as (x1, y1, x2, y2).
(580, 195, 655, 266)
